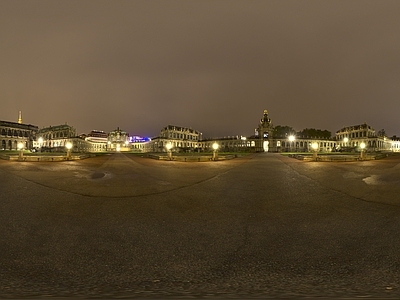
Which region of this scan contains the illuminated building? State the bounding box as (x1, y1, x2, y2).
(143, 125, 202, 153)
(0, 112, 38, 150)
(84, 130, 108, 152)
(107, 127, 130, 152)
(129, 135, 151, 153)
(335, 124, 391, 152)
(35, 124, 76, 152)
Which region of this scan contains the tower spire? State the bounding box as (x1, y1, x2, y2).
(18, 111, 22, 124)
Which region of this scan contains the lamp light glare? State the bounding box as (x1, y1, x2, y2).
(311, 142, 318, 150)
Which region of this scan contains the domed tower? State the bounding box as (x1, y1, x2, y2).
(256, 110, 274, 152)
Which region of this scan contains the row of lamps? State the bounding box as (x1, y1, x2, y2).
(164, 142, 220, 161)
(17, 141, 73, 161)
(288, 135, 366, 161)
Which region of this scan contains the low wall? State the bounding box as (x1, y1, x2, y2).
(145, 154, 237, 162)
(1, 154, 91, 161)
(289, 154, 388, 162)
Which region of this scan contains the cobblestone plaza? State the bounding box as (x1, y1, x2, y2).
(1, 153, 400, 297)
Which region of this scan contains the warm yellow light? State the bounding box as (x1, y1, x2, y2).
(212, 142, 219, 150)
(360, 142, 366, 149)
(288, 135, 295, 142)
(17, 142, 24, 150)
(38, 137, 43, 144)
(311, 142, 318, 150)
(65, 142, 73, 150)
(343, 137, 349, 143)
(165, 142, 172, 150)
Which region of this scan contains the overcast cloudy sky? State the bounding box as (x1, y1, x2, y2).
(1, 0, 400, 138)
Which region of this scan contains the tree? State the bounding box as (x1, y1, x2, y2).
(297, 128, 331, 139)
(273, 125, 296, 138)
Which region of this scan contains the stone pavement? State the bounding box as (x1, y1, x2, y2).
(1, 153, 400, 298)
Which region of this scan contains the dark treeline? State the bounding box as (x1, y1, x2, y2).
(273, 125, 331, 139)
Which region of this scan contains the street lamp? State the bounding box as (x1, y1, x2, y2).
(360, 142, 366, 160)
(212, 142, 219, 161)
(288, 135, 295, 152)
(311, 142, 319, 161)
(17, 142, 24, 160)
(38, 137, 43, 152)
(343, 137, 349, 149)
(165, 142, 173, 160)
(65, 142, 73, 160)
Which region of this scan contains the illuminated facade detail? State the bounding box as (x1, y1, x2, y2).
(107, 127, 130, 152)
(0, 120, 38, 150)
(336, 123, 391, 152)
(256, 109, 273, 152)
(2, 110, 400, 155)
(35, 124, 76, 152)
(84, 130, 108, 152)
(129, 136, 150, 153)
(144, 125, 202, 153)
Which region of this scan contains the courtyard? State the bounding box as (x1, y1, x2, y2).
(1, 153, 400, 298)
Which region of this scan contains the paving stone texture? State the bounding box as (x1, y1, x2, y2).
(1, 153, 400, 298)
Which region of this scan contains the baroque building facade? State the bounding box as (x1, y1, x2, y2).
(35, 124, 77, 151)
(2, 109, 400, 154)
(0, 120, 38, 150)
(335, 123, 392, 152)
(143, 125, 202, 153)
(107, 127, 130, 152)
(84, 130, 108, 152)
(0, 112, 38, 150)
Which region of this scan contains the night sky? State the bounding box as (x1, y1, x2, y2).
(1, 0, 400, 138)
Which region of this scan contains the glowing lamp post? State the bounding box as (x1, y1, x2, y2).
(65, 142, 73, 160)
(360, 142, 366, 160)
(17, 142, 24, 160)
(311, 142, 319, 161)
(343, 137, 349, 147)
(212, 142, 219, 161)
(288, 135, 295, 152)
(165, 142, 173, 160)
(38, 137, 43, 151)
